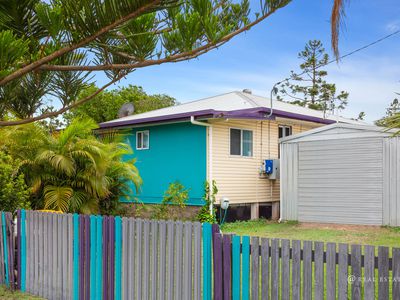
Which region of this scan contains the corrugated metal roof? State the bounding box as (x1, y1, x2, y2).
(99, 91, 364, 128)
(280, 123, 396, 143)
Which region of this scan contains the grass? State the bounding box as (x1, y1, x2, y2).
(0, 286, 44, 299)
(221, 219, 400, 248)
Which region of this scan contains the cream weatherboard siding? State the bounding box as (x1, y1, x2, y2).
(207, 118, 320, 205)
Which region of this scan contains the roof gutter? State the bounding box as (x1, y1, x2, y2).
(190, 116, 211, 127)
(190, 116, 214, 215)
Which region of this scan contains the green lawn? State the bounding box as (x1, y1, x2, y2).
(0, 286, 44, 300)
(221, 219, 400, 248)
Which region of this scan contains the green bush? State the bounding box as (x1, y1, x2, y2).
(197, 180, 218, 223)
(152, 181, 189, 220)
(0, 151, 30, 212)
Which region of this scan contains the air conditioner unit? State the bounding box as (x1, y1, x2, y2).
(264, 159, 280, 180)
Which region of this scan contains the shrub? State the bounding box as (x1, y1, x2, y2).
(0, 151, 30, 212)
(152, 181, 189, 220)
(197, 180, 218, 223)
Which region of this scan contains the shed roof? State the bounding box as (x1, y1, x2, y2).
(280, 123, 395, 143)
(100, 91, 364, 129)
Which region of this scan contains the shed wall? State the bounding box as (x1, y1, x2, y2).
(383, 137, 400, 226)
(282, 137, 385, 225)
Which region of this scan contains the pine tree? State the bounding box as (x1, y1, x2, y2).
(277, 40, 349, 115)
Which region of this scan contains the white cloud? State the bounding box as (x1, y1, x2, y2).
(386, 20, 400, 32)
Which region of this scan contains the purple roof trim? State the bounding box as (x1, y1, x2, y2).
(99, 107, 335, 129)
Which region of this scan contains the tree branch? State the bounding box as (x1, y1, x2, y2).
(0, 72, 126, 127)
(0, 1, 160, 86)
(38, 8, 278, 72)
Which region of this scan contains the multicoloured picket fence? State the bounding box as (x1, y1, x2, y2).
(1, 210, 399, 299)
(0, 211, 15, 290)
(13, 210, 214, 300)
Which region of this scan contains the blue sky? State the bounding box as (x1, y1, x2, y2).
(95, 1, 400, 123)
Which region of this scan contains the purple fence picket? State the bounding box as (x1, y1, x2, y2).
(103, 216, 109, 300)
(222, 235, 232, 300)
(17, 210, 21, 290)
(109, 216, 115, 300)
(85, 214, 91, 300)
(213, 233, 223, 300)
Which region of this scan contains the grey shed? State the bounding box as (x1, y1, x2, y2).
(280, 123, 400, 226)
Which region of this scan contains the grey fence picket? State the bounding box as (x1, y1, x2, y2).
(271, 239, 280, 300)
(326, 243, 336, 300)
(175, 221, 183, 300)
(251, 237, 260, 300)
(143, 220, 150, 300)
(128, 218, 135, 300)
(314, 241, 324, 300)
(159, 221, 167, 300)
(292, 240, 301, 300)
(193, 222, 201, 300)
(351, 244, 362, 300)
(261, 238, 269, 300)
(338, 243, 348, 300)
(364, 245, 375, 300)
(303, 241, 312, 300)
(393, 248, 400, 300)
(136, 219, 143, 300)
(167, 221, 174, 300)
(151, 221, 158, 300)
(183, 222, 193, 300)
(378, 246, 389, 300)
(281, 239, 290, 300)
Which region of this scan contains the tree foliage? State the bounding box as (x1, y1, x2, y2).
(277, 40, 349, 115)
(375, 96, 400, 128)
(0, 0, 291, 126)
(0, 118, 141, 214)
(64, 84, 177, 123)
(0, 151, 30, 212)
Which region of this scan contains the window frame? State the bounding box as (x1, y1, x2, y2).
(136, 130, 150, 150)
(229, 127, 253, 157)
(278, 125, 292, 139)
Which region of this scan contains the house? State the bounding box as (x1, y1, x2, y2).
(99, 90, 361, 220)
(280, 123, 400, 226)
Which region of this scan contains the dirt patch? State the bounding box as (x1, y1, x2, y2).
(297, 222, 383, 232)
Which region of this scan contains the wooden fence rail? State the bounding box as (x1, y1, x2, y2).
(213, 233, 400, 300)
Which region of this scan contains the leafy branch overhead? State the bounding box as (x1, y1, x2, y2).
(0, 0, 291, 126)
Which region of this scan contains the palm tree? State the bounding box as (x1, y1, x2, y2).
(0, 118, 141, 213)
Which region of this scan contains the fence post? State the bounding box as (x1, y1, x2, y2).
(20, 209, 26, 292)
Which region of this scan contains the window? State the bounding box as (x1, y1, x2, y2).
(278, 125, 292, 158)
(230, 128, 253, 157)
(279, 125, 292, 139)
(136, 130, 149, 150)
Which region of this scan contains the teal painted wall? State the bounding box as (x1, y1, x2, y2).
(122, 122, 207, 205)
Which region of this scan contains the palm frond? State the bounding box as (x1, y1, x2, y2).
(43, 185, 73, 212)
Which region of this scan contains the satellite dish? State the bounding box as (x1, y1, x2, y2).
(118, 102, 135, 118)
